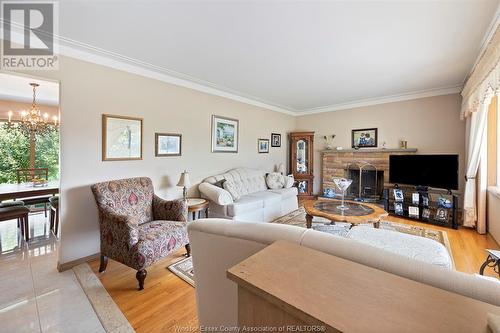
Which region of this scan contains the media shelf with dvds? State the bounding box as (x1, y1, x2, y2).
(383, 186, 459, 229)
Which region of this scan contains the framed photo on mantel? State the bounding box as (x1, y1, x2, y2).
(351, 128, 378, 148)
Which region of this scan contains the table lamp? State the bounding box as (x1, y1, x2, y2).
(177, 170, 190, 200)
(278, 163, 286, 175)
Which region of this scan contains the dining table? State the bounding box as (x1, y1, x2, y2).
(0, 181, 59, 201)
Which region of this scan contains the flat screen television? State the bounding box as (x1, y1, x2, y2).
(389, 154, 459, 190)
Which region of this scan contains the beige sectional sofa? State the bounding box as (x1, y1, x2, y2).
(188, 219, 500, 328)
(198, 168, 298, 222)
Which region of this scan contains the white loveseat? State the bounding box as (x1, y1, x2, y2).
(198, 168, 298, 222)
(188, 219, 500, 328)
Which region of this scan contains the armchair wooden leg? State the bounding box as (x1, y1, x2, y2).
(185, 244, 191, 257)
(98, 255, 108, 273)
(136, 269, 147, 290)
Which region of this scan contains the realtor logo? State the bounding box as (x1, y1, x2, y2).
(1, 1, 59, 70)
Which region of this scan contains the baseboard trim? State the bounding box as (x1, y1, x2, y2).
(57, 253, 100, 272)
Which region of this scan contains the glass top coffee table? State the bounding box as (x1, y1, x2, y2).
(303, 199, 388, 228)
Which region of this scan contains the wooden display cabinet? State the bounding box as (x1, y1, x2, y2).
(289, 131, 315, 198)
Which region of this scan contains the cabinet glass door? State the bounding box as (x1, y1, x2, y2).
(296, 139, 308, 174)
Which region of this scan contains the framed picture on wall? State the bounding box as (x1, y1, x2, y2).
(351, 128, 378, 148)
(211, 115, 239, 153)
(258, 138, 269, 153)
(271, 133, 281, 147)
(155, 133, 182, 157)
(102, 114, 143, 161)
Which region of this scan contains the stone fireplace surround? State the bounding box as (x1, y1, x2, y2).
(322, 148, 417, 197)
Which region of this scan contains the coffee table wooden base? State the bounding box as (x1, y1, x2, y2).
(304, 199, 388, 229)
(306, 213, 380, 229)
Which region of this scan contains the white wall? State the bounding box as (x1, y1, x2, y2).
(295, 94, 465, 195)
(23, 56, 295, 264)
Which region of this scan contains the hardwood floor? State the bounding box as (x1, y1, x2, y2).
(88, 215, 500, 333)
(88, 249, 198, 333)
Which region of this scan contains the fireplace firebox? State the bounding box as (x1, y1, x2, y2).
(345, 162, 384, 202)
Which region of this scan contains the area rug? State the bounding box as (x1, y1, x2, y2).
(168, 256, 195, 287)
(273, 206, 453, 257)
(169, 207, 454, 287)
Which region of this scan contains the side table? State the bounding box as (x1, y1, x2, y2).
(479, 249, 500, 277)
(187, 198, 209, 220)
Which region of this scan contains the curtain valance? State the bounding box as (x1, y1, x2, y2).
(461, 27, 500, 119)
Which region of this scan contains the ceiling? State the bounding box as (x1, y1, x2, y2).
(53, 1, 499, 113)
(0, 74, 59, 106)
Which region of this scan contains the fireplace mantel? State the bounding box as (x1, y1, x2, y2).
(321, 148, 418, 194)
(321, 148, 417, 154)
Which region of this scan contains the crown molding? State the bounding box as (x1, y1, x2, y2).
(0, 25, 298, 116)
(294, 85, 463, 116)
(53, 40, 468, 117)
(0, 92, 58, 106)
(56, 37, 298, 116)
(463, 4, 500, 83)
(1, 26, 465, 117)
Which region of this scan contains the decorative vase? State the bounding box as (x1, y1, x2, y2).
(333, 178, 353, 211)
(323, 134, 336, 150)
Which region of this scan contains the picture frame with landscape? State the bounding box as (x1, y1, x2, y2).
(102, 114, 143, 161)
(351, 128, 378, 148)
(211, 115, 239, 153)
(155, 133, 181, 157)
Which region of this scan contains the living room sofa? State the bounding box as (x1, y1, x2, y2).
(198, 168, 298, 222)
(188, 219, 500, 328)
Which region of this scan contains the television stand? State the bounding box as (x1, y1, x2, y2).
(383, 185, 458, 229)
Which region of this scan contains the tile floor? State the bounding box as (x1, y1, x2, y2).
(0, 213, 106, 333)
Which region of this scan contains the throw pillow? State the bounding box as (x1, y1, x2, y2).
(223, 180, 241, 201)
(213, 179, 226, 188)
(266, 172, 285, 190)
(284, 174, 295, 188)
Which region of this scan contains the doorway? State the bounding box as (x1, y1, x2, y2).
(0, 72, 60, 253)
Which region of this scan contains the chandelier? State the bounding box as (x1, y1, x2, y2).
(5, 82, 59, 138)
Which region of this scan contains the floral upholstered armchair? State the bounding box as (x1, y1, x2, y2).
(91, 177, 189, 290)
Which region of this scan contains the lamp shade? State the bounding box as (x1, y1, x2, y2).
(278, 163, 286, 175)
(177, 170, 191, 187)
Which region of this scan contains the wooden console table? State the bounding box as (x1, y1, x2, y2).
(227, 241, 500, 332)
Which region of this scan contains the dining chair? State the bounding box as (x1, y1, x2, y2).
(16, 168, 49, 183)
(0, 205, 30, 241)
(16, 168, 51, 217)
(0, 201, 25, 229)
